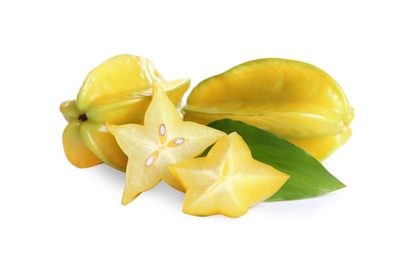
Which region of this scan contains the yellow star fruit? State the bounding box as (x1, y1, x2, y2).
(106, 82, 226, 205)
(60, 54, 190, 170)
(183, 58, 354, 161)
(168, 132, 289, 218)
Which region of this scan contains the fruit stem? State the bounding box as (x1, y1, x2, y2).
(78, 113, 88, 121)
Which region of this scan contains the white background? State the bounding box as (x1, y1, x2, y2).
(1, 1, 410, 259)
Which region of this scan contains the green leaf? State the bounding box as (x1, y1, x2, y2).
(207, 119, 345, 201)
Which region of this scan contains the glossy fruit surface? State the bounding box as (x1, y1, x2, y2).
(60, 54, 190, 170)
(107, 82, 226, 205)
(183, 58, 354, 160)
(168, 132, 289, 218)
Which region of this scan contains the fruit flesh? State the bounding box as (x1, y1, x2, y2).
(106, 82, 226, 205)
(60, 54, 190, 170)
(168, 132, 289, 218)
(183, 58, 354, 161)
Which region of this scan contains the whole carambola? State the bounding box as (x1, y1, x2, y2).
(60, 54, 190, 170)
(183, 58, 354, 161)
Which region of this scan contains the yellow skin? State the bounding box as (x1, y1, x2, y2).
(168, 132, 289, 218)
(60, 54, 190, 171)
(183, 58, 354, 161)
(106, 82, 226, 205)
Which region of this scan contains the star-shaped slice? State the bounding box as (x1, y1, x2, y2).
(106, 81, 226, 205)
(168, 132, 289, 218)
